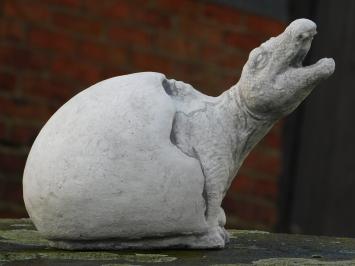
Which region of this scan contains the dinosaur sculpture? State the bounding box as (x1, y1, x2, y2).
(23, 19, 335, 249)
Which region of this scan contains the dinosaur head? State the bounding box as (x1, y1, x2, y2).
(238, 18, 335, 118)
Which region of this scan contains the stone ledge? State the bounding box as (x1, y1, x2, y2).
(0, 219, 355, 265)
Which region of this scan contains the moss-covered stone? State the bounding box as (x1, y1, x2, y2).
(0, 251, 176, 263)
(0, 219, 354, 265)
(228, 230, 270, 239)
(101, 264, 141, 266)
(0, 251, 38, 262)
(0, 219, 34, 231)
(209, 263, 250, 266)
(40, 252, 176, 263)
(0, 229, 50, 246)
(253, 258, 355, 265)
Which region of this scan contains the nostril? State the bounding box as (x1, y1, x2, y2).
(298, 33, 309, 40)
(297, 31, 316, 41)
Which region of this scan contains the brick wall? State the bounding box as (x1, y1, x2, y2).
(0, 0, 285, 230)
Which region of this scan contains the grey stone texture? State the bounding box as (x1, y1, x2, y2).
(23, 19, 335, 249)
(1, 219, 355, 265)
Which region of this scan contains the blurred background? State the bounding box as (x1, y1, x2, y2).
(0, 0, 354, 237)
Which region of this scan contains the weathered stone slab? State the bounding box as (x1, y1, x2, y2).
(0, 219, 354, 265)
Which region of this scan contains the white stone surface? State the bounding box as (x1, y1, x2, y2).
(23, 19, 335, 249)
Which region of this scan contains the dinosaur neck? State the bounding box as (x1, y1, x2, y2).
(219, 83, 276, 167)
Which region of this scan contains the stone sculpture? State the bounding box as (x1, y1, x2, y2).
(23, 19, 335, 250)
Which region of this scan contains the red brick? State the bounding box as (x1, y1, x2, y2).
(100, 67, 127, 81)
(156, 35, 198, 58)
(27, 51, 51, 70)
(0, 45, 49, 70)
(0, 121, 6, 140)
(0, 19, 25, 41)
(29, 27, 76, 54)
(260, 121, 282, 150)
(203, 3, 241, 26)
(51, 57, 102, 84)
(153, 0, 195, 13)
(108, 26, 152, 47)
(0, 209, 28, 219)
(225, 31, 265, 51)
(133, 9, 172, 30)
(200, 45, 221, 62)
(0, 180, 23, 204)
(79, 42, 107, 62)
(103, 1, 131, 19)
(217, 52, 246, 70)
(0, 45, 28, 69)
(181, 19, 223, 46)
(103, 1, 171, 29)
(212, 73, 240, 92)
(263, 129, 281, 150)
(10, 125, 40, 145)
(132, 52, 174, 74)
(273, 119, 283, 132)
(43, 0, 81, 8)
(21, 76, 74, 102)
(243, 149, 281, 177)
(0, 97, 54, 121)
(51, 13, 102, 37)
(78, 41, 126, 65)
(224, 73, 241, 87)
(222, 196, 277, 226)
(0, 153, 26, 173)
(0, 71, 16, 92)
(231, 174, 278, 200)
(3, 0, 50, 23)
(246, 15, 285, 36)
(173, 62, 204, 86)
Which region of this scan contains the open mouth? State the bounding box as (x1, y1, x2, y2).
(290, 30, 317, 68)
(281, 19, 335, 85)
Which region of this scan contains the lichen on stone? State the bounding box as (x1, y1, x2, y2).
(0, 229, 50, 246)
(253, 258, 355, 265)
(228, 230, 270, 239)
(101, 264, 141, 266)
(0, 252, 38, 262)
(126, 253, 177, 263)
(210, 263, 250, 266)
(0, 251, 177, 263)
(39, 251, 127, 261)
(0, 219, 34, 231)
(39, 252, 176, 263)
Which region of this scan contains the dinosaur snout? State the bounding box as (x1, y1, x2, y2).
(286, 18, 317, 40)
(281, 19, 318, 68)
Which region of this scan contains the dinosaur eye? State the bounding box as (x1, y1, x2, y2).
(254, 52, 269, 69)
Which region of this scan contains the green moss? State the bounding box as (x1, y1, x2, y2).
(0, 219, 31, 224)
(228, 230, 269, 239)
(210, 263, 250, 266)
(39, 251, 128, 260)
(126, 253, 176, 263)
(101, 264, 141, 266)
(0, 229, 50, 246)
(10, 223, 34, 229)
(39, 251, 176, 263)
(0, 219, 34, 231)
(0, 251, 38, 262)
(0, 251, 177, 263)
(163, 250, 203, 259)
(253, 258, 355, 265)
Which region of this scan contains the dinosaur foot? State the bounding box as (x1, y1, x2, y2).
(48, 227, 228, 250)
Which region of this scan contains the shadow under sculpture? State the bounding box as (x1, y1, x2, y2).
(23, 19, 335, 250)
